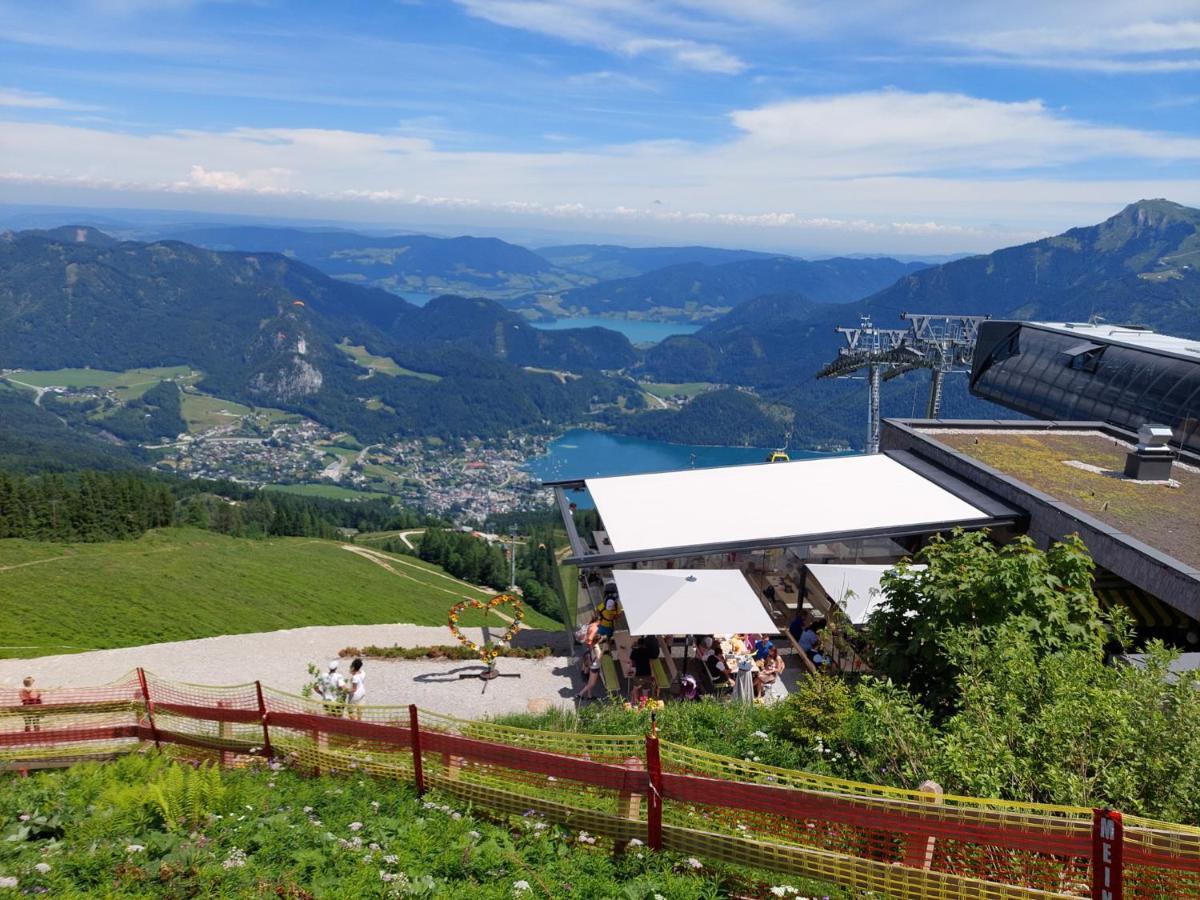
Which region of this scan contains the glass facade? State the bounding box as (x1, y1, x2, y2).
(971, 322, 1200, 454)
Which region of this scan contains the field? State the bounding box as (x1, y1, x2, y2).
(265, 482, 391, 501)
(178, 390, 294, 433)
(338, 341, 442, 381)
(7, 366, 196, 400)
(0, 529, 558, 658)
(0, 754, 830, 898)
(640, 381, 716, 401)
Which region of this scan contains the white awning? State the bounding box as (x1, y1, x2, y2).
(612, 569, 777, 636)
(584, 454, 990, 557)
(806, 563, 926, 625)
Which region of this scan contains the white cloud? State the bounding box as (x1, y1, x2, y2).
(619, 38, 746, 74)
(0, 88, 1197, 252)
(0, 87, 101, 111)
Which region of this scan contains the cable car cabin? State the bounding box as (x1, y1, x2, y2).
(766, 449, 790, 463)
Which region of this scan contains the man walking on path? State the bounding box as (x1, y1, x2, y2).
(316, 661, 345, 717)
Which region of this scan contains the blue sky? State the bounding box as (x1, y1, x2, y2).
(1, 0, 1198, 254)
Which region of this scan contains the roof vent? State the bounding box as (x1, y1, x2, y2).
(1123, 424, 1175, 481)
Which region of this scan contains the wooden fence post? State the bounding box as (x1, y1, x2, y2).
(645, 730, 663, 851)
(409, 705, 425, 795)
(135, 668, 160, 750)
(619, 755, 644, 822)
(901, 779, 943, 869)
(254, 681, 273, 760)
(1092, 809, 1123, 900)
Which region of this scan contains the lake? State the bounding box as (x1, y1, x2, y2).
(526, 429, 831, 506)
(531, 317, 700, 345)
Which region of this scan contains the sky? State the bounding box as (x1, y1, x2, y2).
(1, 0, 1199, 255)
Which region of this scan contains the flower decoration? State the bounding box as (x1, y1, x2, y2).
(447, 593, 525, 664)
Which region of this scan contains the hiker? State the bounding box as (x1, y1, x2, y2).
(345, 658, 366, 721)
(20, 676, 43, 733)
(316, 660, 345, 716)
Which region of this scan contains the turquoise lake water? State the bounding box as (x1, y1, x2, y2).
(530, 317, 700, 345)
(526, 429, 831, 506)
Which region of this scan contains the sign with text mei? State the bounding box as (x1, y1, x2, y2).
(1092, 808, 1124, 900)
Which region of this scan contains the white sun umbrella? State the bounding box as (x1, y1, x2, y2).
(805, 563, 927, 625)
(611, 569, 777, 636)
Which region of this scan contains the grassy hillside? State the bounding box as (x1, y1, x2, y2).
(0, 529, 557, 658)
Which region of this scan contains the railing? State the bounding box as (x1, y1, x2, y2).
(3, 670, 1199, 899)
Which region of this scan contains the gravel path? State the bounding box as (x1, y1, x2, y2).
(0, 624, 580, 719)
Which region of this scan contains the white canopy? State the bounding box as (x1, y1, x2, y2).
(806, 563, 926, 625)
(584, 454, 990, 556)
(612, 569, 777, 636)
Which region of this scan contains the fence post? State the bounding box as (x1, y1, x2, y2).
(135, 667, 160, 750)
(1092, 808, 1123, 900)
(901, 779, 943, 869)
(409, 705, 425, 796)
(254, 681, 273, 760)
(645, 728, 663, 852)
(217, 700, 232, 768)
(619, 755, 644, 822)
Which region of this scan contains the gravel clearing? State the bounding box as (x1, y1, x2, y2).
(0, 624, 579, 719)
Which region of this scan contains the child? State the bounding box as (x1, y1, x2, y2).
(20, 676, 43, 733)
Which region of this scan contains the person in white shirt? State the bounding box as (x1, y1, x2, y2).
(346, 657, 366, 720)
(316, 661, 345, 716)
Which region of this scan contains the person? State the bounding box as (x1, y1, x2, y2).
(799, 618, 826, 666)
(596, 591, 621, 641)
(702, 646, 733, 687)
(345, 658, 366, 721)
(627, 637, 658, 703)
(759, 645, 784, 685)
(577, 650, 603, 702)
(788, 611, 809, 646)
(753, 638, 773, 661)
(316, 660, 345, 717)
(20, 676, 43, 733)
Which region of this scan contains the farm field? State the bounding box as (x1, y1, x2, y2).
(0, 529, 557, 658)
(178, 390, 294, 433)
(640, 381, 716, 401)
(265, 482, 391, 501)
(6, 366, 197, 400)
(338, 340, 442, 381)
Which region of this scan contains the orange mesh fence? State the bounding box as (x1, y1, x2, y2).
(2, 672, 1199, 898)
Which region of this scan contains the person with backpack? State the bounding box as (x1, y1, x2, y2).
(316, 660, 345, 716)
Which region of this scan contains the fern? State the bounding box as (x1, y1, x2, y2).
(147, 762, 226, 832)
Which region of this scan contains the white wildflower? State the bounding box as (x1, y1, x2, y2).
(369, 842, 380, 851)
(576, 831, 596, 845)
(654, 895, 667, 900)
(380, 871, 395, 883)
(686, 857, 703, 869)
(770, 888, 798, 897)
(0, 876, 17, 889)
(468, 830, 481, 839)
(627, 838, 644, 847)
(33, 863, 50, 874)
(370, 801, 380, 809)
(303, 806, 313, 813)
(383, 854, 399, 864)
(513, 880, 531, 893)
(125, 844, 145, 854)
(222, 848, 247, 869)
(753, 730, 770, 739)
(349, 822, 363, 831)
(17, 815, 29, 823)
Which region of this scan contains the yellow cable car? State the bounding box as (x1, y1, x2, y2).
(766, 449, 790, 463)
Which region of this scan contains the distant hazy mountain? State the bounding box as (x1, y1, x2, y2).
(537, 244, 782, 280)
(162, 225, 592, 300)
(0, 229, 638, 442)
(641, 199, 1200, 448)
(550, 256, 930, 322)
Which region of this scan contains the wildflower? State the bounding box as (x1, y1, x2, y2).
(451, 812, 461, 820)
(33, 864, 50, 874)
(370, 801, 380, 810)
(380, 872, 395, 883)
(627, 838, 644, 847)
(686, 857, 703, 869)
(369, 842, 380, 851)
(0, 876, 17, 889)
(383, 854, 399, 865)
(349, 822, 363, 831)
(576, 831, 595, 845)
(303, 806, 314, 813)
(222, 848, 247, 869)
(654, 895, 667, 900)
(770, 888, 798, 897)
(753, 730, 770, 739)
(468, 831, 481, 839)
(513, 881, 530, 893)
(125, 845, 145, 854)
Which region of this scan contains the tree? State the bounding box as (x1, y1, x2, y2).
(868, 530, 1108, 713)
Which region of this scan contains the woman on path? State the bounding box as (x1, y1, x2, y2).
(345, 658, 366, 721)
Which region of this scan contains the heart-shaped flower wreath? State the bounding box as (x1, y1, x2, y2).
(447, 593, 525, 664)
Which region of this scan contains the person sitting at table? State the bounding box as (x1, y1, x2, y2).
(627, 637, 658, 703)
(799, 618, 824, 665)
(758, 644, 784, 685)
(788, 611, 810, 646)
(701, 646, 734, 687)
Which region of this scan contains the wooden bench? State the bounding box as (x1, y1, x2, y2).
(649, 657, 671, 693)
(599, 653, 623, 696)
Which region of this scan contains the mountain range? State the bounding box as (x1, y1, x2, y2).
(538, 256, 930, 322)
